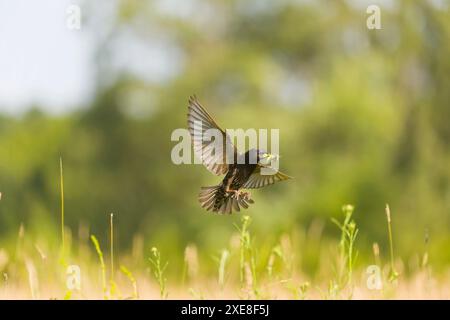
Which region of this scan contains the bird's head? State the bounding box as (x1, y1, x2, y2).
(256, 149, 279, 166)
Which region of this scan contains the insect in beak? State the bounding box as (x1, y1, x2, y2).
(259, 153, 280, 166)
(266, 154, 280, 161)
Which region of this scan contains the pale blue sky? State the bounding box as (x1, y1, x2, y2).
(0, 0, 186, 115)
(0, 0, 95, 114)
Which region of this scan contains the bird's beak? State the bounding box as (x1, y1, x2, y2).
(267, 154, 280, 161)
(260, 154, 280, 166)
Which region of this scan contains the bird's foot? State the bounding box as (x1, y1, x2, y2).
(228, 190, 240, 199)
(229, 190, 251, 201)
(241, 191, 251, 200)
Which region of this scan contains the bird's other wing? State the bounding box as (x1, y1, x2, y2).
(188, 95, 238, 175)
(242, 165, 292, 189)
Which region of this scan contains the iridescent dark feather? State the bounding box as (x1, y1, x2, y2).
(188, 96, 291, 214)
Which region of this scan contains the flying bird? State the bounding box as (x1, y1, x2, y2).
(187, 96, 292, 214)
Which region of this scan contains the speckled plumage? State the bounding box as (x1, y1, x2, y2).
(188, 95, 291, 214)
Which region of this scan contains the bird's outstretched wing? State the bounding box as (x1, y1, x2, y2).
(242, 165, 292, 189)
(188, 95, 238, 175)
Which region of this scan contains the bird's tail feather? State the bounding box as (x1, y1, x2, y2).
(198, 186, 254, 214)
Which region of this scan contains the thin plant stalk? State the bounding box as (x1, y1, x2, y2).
(90, 235, 108, 299)
(120, 265, 138, 299)
(237, 216, 251, 285)
(149, 247, 168, 299)
(331, 204, 358, 295)
(218, 249, 229, 290)
(60, 157, 65, 255)
(385, 204, 399, 282)
(235, 215, 259, 298)
(110, 213, 114, 281)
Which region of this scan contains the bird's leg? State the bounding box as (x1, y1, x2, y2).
(225, 188, 241, 199)
(240, 191, 252, 200)
(226, 188, 252, 200)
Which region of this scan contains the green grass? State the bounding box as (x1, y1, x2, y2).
(90, 234, 108, 299)
(120, 265, 138, 299)
(0, 161, 447, 299)
(331, 204, 359, 298)
(59, 157, 66, 262)
(235, 215, 259, 298)
(218, 249, 230, 290)
(385, 204, 399, 283)
(149, 247, 168, 299)
(0, 208, 448, 299)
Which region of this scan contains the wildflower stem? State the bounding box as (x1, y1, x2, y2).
(60, 157, 65, 254)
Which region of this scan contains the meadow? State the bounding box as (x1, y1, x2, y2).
(0, 167, 448, 300)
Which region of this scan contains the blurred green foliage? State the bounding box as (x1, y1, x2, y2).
(0, 0, 449, 273)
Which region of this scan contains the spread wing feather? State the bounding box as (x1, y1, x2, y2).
(242, 165, 292, 189)
(188, 96, 237, 175)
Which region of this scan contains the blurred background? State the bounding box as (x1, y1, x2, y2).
(0, 0, 449, 277)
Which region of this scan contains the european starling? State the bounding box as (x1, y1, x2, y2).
(187, 96, 292, 214)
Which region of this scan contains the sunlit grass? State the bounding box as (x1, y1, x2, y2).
(331, 204, 359, 298)
(0, 163, 448, 300)
(120, 265, 138, 299)
(0, 212, 449, 299)
(59, 157, 65, 256)
(385, 204, 399, 283)
(90, 235, 108, 299)
(149, 247, 168, 299)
